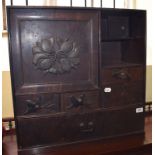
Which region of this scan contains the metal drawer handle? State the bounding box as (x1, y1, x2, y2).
(79, 122, 85, 127)
(112, 70, 130, 80)
(88, 121, 94, 126)
(80, 121, 94, 133)
(24, 96, 55, 115)
(121, 25, 126, 30)
(67, 94, 85, 109)
(24, 97, 42, 114)
(80, 128, 94, 133)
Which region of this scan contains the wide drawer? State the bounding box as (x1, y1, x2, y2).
(61, 91, 100, 113)
(102, 82, 144, 108)
(15, 93, 60, 116)
(101, 66, 144, 85)
(17, 111, 105, 148)
(17, 106, 144, 149)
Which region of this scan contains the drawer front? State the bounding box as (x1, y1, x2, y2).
(17, 111, 105, 148)
(15, 94, 60, 116)
(104, 106, 144, 137)
(102, 66, 144, 85)
(102, 82, 144, 108)
(61, 91, 100, 113)
(17, 107, 144, 148)
(108, 16, 129, 39)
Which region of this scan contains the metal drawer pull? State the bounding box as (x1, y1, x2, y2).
(79, 122, 85, 127)
(112, 70, 130, 80)
(81, 128, 94, 133)
(24, 96, 56, 115)
(121, 25, 126, 30)
(67, 94, 85, 109)
(80, 121, 94, 133)
(88, 121, 93, 126)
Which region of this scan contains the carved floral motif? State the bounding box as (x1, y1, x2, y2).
(32, 37, 80, 74)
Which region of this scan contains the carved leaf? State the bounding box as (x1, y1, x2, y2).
(55, 37, 64, 49)
(60, 58, 71, 72)
(70, 58, 80, 65)
(38, 58, 52, 70)
(53, 38, 61, 51)
(60, 41, 73, 53)
(33, 53, 48, 64)
(68, 47, 79, 58)
(41, 39, 53, 52)
(53, 61, 63, 73)
(48, 67, 57, 73)
(56, 50, 67, 59)
(32, 46, 42, 54)
(49, 37, 54, 45)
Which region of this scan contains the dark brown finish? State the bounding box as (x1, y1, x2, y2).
(17, 110, 106, 148)
(101, 66, 144, 84)
(102, 82, 144, 108)
(17, 106, 144, 148)
(108, 16, 129, 39)
(7, 6, 146, 155)
(2, 116, 152, 155)
(15, 93, 60, 116)
(32, 36, 80, 74)
(61, 91, 99, 113)
(7, 8, 99, 95)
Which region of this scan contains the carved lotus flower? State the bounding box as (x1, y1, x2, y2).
(32, 37, 80, 74)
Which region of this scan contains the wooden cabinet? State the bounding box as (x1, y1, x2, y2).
(7, 6, 146, 155)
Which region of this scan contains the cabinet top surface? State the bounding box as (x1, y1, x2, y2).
(6, 6, 146, 12)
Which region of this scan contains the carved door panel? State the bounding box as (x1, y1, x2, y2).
(7, 8, 99, 94)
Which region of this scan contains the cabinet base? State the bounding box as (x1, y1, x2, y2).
(18, 132, 145, 155)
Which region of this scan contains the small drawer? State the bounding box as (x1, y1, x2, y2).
(102, 82, 144, 108)
(61, 91, 100, 113)
(15, 93, 60, 116)
(102, 66, 144, 85)
(104, 105, 144, 137)
(108, 16, 129, 39)
(17, 111, 105, 148)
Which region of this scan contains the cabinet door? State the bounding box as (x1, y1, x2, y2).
(7, 8, 99, 95)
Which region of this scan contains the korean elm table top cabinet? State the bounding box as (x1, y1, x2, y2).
(7, 6, 146, 155)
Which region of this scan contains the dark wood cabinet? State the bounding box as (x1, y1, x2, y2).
(7, 6, 146, 155)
